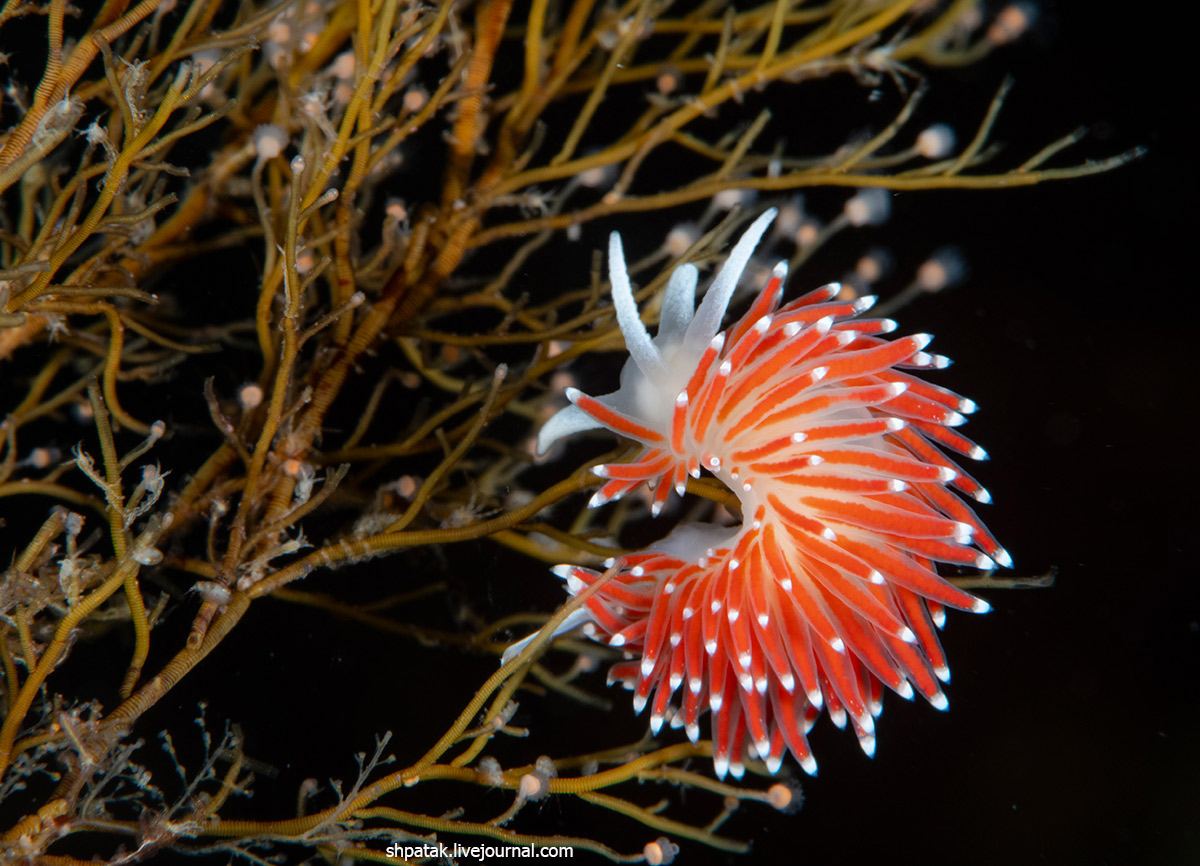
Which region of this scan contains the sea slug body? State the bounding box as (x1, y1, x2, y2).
(529, 209, 1008, 779)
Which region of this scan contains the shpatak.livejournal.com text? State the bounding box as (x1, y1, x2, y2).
(386, 843, 574, 860)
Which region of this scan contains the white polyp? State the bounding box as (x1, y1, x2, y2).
(567, 575, 585, 593)
(664, 583, 676, 594)
(738, 672, 753, 691)
(868, 570, 885, 585)
(758, 613, 769, 627)
(976, 553, 996, 570)
(675, 391, 688, 408)
(767, 754, 783, 775)
(844, 188, 891, 226)
(932, 608, 946, 629)
(811, 366, 829, 382)
(916, 123, 956, 159)
(970, 444, 990, 461)
(631, 565, 645, 576)
(592, 465, 611, 478)
(682, 607, 694, 619)
(889, 479, 908, 492)
(930, 691, 949, 711)
(878, 318, 898, 333)
(820, 528, 837, 541)
(831, 637, 846, 653)
(944, 410, 967, 427)
(705, 639, 718, 655)
(781, 578, 793, 591)
(939, 467, 959, 481)
(729, 762, 746, 780)
(960, 397, 978, 414)
(610, 634, 626, 647)
(603, 558, 616, 568)
(689, 677, 703, 694)
(780, 672, 795, 692)
(808, 455, 825, 466)
(756, 676, 768, 694)
(972, 598, 992, 614)
(729, 559, 740, 571)
(886, 381, 909, 397)
(858, 734, 877, 757)
(896, 680, 915, 700)
(791, 432, 807, 443)
(738, 651, 752, 669)
(869, 698, 883, 718)
(552, 564, 573, 579)
(650, 713, 664, 735)
(911, 333, 933, 351)
(642, 657, 656, 677)
(633, 693, 649, 714)
(955, 522, 976, 537)
(713, 754, 729, 781)
(829, 707, 847, 729)
(669, 671, 683, 689)
(709, 693, 723, 713)
(808, 689, 824, 709)
(784, 322, 801, 337)
(975, 487, 993, 504)
(994, 547, 1013, 568)
(935, 665, 951, 684)
(815, 315, 834, 334)
(899, 627, 916, 644)
(686, 722, 700, 742)
(719, 359, 732, 377)
(710, 600, 722, 614)
(669, 632, 681, 647)
(728, 608, 741, 623)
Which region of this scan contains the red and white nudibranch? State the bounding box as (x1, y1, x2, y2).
(518, 209, 1009, 780)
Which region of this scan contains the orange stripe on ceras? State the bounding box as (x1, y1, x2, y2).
(724, 369, 829, 440)
(799, 418, 897, 442)
(600, 451, 671, 480)
(817, 336, 922, 382)
(671, 392, 688, 454)
(839, 537, 982, 611)
(717, 322, 828, 424)
(766, 492, 833, 538)
(801, 496, 963, 539)
(817, 448, 949, 482)
(760, 523, 843, 652)
(690, 358, 728, 445)
(726, 272, 784, 347)
(731, 435, 797, 464)
(572, 392, 665, 443)
(747, 382, 900, 438)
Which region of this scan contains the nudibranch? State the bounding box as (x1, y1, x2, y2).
(526, 209, 1009, 779)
